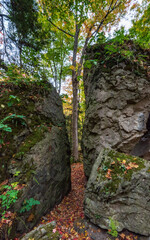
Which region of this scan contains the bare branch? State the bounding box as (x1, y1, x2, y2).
(47, 18, 74, 38)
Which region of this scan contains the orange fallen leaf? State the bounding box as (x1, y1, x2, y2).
(28, 213, 34, 222)
(126, 166, 132, 170)
(0, 179, 8, 187)
(126, 236, 133, 240)
(111, 161, 115, 165)
(105, 173, 112, 179)
(120, 233, 126, 239)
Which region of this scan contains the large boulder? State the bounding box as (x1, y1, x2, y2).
(0, 80, 71, 236)
(84, 148, 150, 236)
(82, 42, 150, 178)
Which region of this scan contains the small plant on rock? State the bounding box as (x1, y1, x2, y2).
(20, 198, 40, 213)
(108, 217, 118, 237)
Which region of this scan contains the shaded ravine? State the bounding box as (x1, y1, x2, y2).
(39, 163, 89, 240)
(32, 163, 149, 240)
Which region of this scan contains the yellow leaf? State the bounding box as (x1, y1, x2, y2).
(122, 160, 126, 164)
(70, 65, 75, 70)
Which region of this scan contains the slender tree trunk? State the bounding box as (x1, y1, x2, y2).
(19, 45, 22, 68)
(58, 65, 63, 94)
(72, 24, 80, 162)
(54, 61, 58, 91)
(72, 73, 79, 161)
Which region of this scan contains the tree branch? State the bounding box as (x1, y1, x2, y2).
(47, 18, 74, 38)
(92, 0, 121, 37)
(0, 13, 10, 19)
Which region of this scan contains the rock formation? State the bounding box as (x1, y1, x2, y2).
(84, 148, 150, 236)
(0, 80, 71, 236)
(82, 42, 150, 178)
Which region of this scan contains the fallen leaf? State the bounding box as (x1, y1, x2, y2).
(128, 162, 139, 169)
(120, 233, 126, 239)
(27, 213, 34, 222)
(111, 161, 115, 165)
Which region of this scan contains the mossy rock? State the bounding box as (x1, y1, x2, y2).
(0, 81, 53, 181)
(21, 221, 60, 240)
(96, 149, 145, 194)
(84, 148, 150, 236)
(0, 80, 71, 237)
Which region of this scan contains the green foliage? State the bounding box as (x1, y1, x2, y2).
(20, 198, 40, 213)
(0, 183, 19, 217)
(103, 28, 132, 61)
(0, 124, 12, 133)
(0, 114, 25, 144)
(97, 32, 107, 44)
(91, 28, 149, 73)
(7, 0, 43, 48)
(2, 65, 52, 90)
(84, 59, 98, 69)
(108, 217, 118, 237)
(7, 95, 20, 107)
(129, 1, 150, 48)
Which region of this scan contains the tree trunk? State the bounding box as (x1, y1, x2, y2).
(72, 73, 79, 162)
(72, 24, 80, 162)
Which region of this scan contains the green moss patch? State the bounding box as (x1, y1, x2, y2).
(97, 149, 146, 194)
(0, 81, 53, 182)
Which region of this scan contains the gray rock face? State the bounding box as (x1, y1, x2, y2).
(82, 48, 150, 178)
(21, 221, 60, 240)
(0, 82, 71, 235)
(84, 148, 150, 236)
(14, 125, 71, 233)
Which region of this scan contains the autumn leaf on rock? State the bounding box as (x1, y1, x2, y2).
(128, 162, 139, 169)
(126, 166, 132, 170)
(105, 169, 112, 179)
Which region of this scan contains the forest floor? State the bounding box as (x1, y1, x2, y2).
(38, 163, 149, 240)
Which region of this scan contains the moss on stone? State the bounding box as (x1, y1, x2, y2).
(16, 128, 46, 158)
(0, 81, 52, 182)
(85, 40, 149, 78)
(97, 149, 146, 194)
